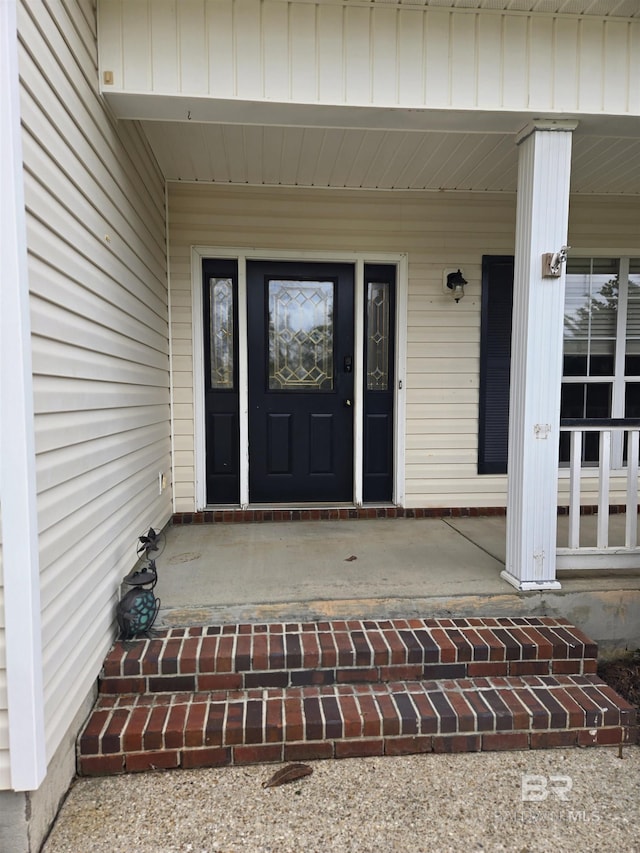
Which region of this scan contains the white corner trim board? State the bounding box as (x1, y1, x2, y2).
(0, 0, 47, 791)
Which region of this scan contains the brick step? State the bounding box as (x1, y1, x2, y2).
(79, 673, 636, 776)
(99, 617, 598, 695)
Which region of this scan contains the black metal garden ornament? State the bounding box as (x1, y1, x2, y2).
(116, 527, 163, 639)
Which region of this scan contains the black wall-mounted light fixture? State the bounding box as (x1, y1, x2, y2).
(443, 269, 468, 303)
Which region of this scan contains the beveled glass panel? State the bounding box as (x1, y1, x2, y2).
(366, 281, 390, 391)
(209, 277, 234, 389)
(268, 280, 334, 391)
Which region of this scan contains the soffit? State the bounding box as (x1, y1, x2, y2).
(142, 121, 640, 193)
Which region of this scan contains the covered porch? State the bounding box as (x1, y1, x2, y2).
(96, 0, 640, 593)
(156, 514, 640, 654)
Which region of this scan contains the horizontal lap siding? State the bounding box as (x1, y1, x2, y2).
(168, 183, 640, 512)
(16, 0, 171, 772)
(168, 182, 515, 510)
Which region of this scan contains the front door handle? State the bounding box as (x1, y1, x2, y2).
(344, 399, 352, 407)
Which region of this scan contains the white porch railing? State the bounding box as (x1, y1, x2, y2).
(557, 420, 640, 570)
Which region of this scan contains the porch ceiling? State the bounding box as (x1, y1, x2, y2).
(142, 119, 640, 193)
(329, 0, 640, 15)
(335, 0, 639, 15)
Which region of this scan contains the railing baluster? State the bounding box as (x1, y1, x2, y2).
(626, 429, 639, 549)
(558, 420, 640, 570)
(568, 430, 582, 549)
(597, 430, 611, 549)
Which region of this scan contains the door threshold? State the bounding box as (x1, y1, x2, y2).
(248, 502, 356, 510)
(202, 502, 397, 511)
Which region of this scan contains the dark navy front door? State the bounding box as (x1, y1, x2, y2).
(247, 261, 355, 503)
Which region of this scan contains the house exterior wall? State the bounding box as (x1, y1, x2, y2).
(98, 0, 640, 118)
(167, 181, 640, 512)
(0, 0, 171, 796)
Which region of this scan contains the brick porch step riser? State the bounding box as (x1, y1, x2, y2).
(83, 728, 631, 775)
(79, 617, 635, 777)
(80, 675, 634, 776)
(100, 617, 598, 695)
(100, 659, 599, 694)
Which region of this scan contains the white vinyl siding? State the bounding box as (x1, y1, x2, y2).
(98, 0, 640, 118)
(10, 0, 171, 779)
(168, 183, 510, 509)
(167, 183, 640, 512)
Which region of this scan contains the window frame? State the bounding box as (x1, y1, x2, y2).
(562, 255, 639, 470)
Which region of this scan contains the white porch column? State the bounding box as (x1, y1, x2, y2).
(502, 121, 576, 592)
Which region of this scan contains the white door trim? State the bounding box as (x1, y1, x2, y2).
(353, 258, 365, 507)
(191, 247, 407, 510)
(394, 253, 409, 508)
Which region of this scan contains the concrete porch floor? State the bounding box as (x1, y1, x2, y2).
(156, 515, 640, 654)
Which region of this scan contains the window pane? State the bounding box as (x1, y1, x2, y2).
(626, 355, 640, 376)
(366, 282, 390, 391)
(563, 356, 587, 376)
(626, 383, 640, 419)
(560, 382, 613, 462)
(209, 277, 234, 389)
(560, 382, 612, 420)
(564, 258, 617, 378)
(624, 382, 640, 463)
(589, 347, 615, 376)
(561, 382, 586, 420)
(625, 259, 640, 375)
(560, 382, 612, 463)
(268, 280, 334, 391)
(586, 382, 613, 419)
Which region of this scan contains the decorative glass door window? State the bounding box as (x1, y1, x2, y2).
(561, 257, 640, 465)
(268, 280, 334, 391)
(366, 282, 390, 391)
(209, 277, 234, 389)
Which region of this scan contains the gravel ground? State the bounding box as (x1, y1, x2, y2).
(42, 746, 639, 853)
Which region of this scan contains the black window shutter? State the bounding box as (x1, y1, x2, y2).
(478, 256, 514, 475)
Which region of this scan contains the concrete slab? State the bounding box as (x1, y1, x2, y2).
(153, 517, 640, 653)
(158, 518, 507, 610)
(445, 513, 634, 561)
